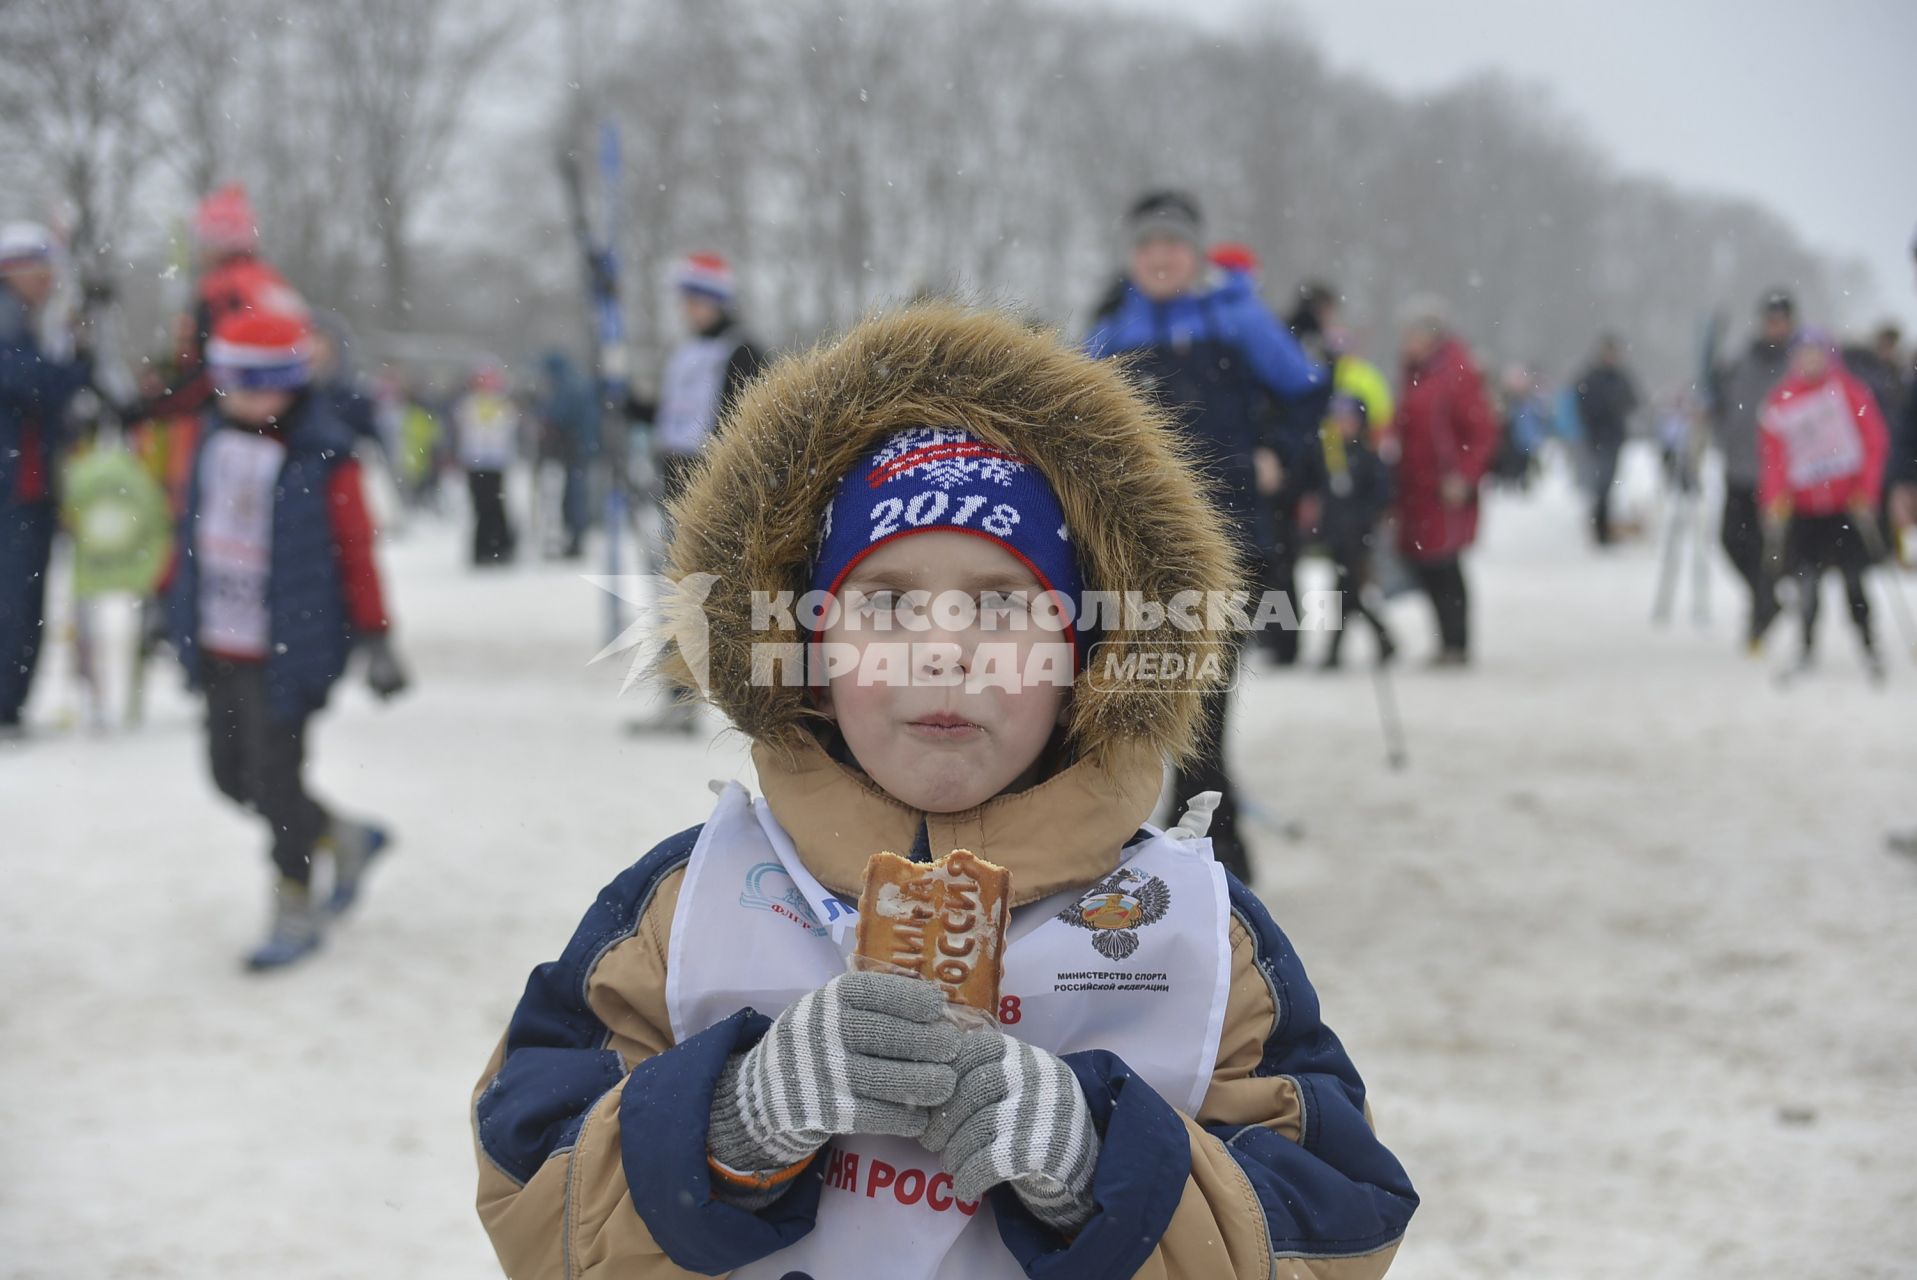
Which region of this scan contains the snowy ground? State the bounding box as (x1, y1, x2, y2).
(3, 449, 1914, 1279)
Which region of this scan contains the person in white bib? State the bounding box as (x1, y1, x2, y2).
(626, 251, 764, 733)
(635, 251, 764, 520)
(1757, 331, 1892, 678)
(455, 364, 521, 566)
(162, 310, 410, 970)
(472, 304, 1416, 1279)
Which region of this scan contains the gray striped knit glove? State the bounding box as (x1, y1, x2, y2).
(920, 1028, 1101, 1234)
(708, 971, 960, 1199)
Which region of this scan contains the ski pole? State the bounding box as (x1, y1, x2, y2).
(1651, 486, 1689, 625)
(1688, 479, 1712, 628)
(1371, 661, 1409, 771)
(1357, 583, 1408, 769)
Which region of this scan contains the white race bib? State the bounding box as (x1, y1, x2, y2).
(655, 337, 734, 456)
(196, 429, 285, 658)
(665, 785, 1230, 1279)
(457, 395, 518, 470)
(1766, 383, 1865, 491)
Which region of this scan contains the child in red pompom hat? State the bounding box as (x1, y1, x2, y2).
(163, 309, 410, 970)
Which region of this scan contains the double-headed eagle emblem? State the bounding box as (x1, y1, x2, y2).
(1056, 866, 1171, 961)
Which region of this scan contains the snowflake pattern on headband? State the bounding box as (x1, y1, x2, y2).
(865, 426, 1024, 491)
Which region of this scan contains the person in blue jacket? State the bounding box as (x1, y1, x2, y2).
(0, 223, 92, 737)
(1085, 191, 1326, 884)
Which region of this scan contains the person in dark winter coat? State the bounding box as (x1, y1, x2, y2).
(1841, 324, 1907, 443)
(1085, 192, 1326, 884)
(1711, 290, 1797, 649)
(1574, 334, 1641, 545)
(165, 310, 410, 969)
(1317, 394, 1398, 669)
(1894, 364, 1917, 535)
(1895, 238, 1917, 535)
(0, 223, 92, 734)
(1393, 297, 1498, 666)
(307, 310, 388, 452)
(1262, 276, 1342, 666)
(1844, 326, 1909, 548)
(1086, 198, 1323, 539)
(1886, 231, 1917, 861)
(1491, 365, 1548, 491)
(1207, 250, 1333, 668)
(539, 350, 600, 559)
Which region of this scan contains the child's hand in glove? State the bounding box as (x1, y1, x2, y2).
(363, 634, 410, 700)
(921, 1028, 1101, 1235)
(708, 971, 960, 1196)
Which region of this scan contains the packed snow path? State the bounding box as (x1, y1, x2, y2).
(4, 455, 1912, 1278)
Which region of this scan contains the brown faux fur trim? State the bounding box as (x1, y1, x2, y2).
(659, 301, 1241, 771)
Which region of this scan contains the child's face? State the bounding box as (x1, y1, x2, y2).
(1790, 344, 1829, 381)
(0, 261, 54, 308)
(1332, 407, 1363, 442)
(1130, 234, 1199, 302)
(218, 387, 297, 426)
(681, 292, 724, 333)
(817, 531, 1071, 814)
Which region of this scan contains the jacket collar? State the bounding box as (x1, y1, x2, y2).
(751, 732, 1165, 908)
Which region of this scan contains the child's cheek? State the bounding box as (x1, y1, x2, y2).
(828, 653, 894, 735)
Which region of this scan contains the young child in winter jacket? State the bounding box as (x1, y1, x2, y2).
(1318, 394, 1398, 669)
(166, 310, 409, 969)
(1758, 333, 1890, 677)
(471, 304, 1416, 1279)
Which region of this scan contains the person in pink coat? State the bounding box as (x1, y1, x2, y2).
(1392, 297, 1499, 666)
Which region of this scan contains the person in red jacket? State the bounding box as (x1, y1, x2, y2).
(1392, 296, 1498, 666)
(1758, 331, 1891, 677)
(132, 184, 308, 425)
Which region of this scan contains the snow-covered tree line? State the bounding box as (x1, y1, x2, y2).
(0, 0, 1865, 391)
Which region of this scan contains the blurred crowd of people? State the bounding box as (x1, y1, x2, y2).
(6, 174, 1916, 953)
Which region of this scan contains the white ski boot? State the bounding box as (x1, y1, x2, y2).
(325, 819, 391, 914)
(246, 878, 325, 972)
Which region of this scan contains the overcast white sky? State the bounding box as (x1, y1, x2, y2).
(1106, 0, 1917, 333)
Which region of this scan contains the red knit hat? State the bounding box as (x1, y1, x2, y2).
(1208, 242, 1262, 278)
(672, 251, 735, 303)
(194, 184, 259, 254)
(207, 310, 311, 391)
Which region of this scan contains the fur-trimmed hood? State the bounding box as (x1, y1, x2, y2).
(660, 301, 1240, 773)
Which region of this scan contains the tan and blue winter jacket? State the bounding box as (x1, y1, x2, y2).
(470, 304, 1416, 1278)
